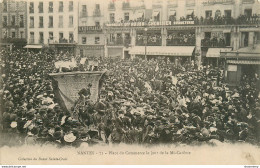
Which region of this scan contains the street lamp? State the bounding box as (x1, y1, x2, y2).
(144, 27, 148, 61)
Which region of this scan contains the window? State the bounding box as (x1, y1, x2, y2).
(29, 2, 34, 13)
(80, 49, 84, 56)
(110, 13, 115, 22)
(205, 10, 212, 18)
(38, 2, 43, 13)
(96, 4, 100, 10)
(124, 12, 129, 21)
(224, 10, 232, 18)
(95, 37, 100, 44)
(20, 31, 24, 38)
(224, 33, 231, 46)
(30, 32, 34, 43)
(255, 32, 260, 44)
(69, 15, 73, 27)
(82, 37, 86, 44)
(244, 9, 252, 17)
(3, 2, 7, 12)
(3, 16, 7, 27)
(82, 21, 87, 25)
(49, 16, 53, 28)
(11, 15, 15, 26)
(215, 10, 221, 18)
(59, 16, 63, 28)
(82, 5, 87, 17)
(19, 15, 24, 27)
(69, 33, 74, 43)
(30, 16, 34, 28)
(205, 32, 211, 39)
(153, 11, 160, 21)
(12, 32, 16, 38)
(242, 32, 249, 47)
(39, 16, 44, 28)
(59, 32, 64, 42)
(59, 1, 63, 12)
(49, 2, 53, 13)
(39, 32, 44, 44)
(95, 21, 100, 27)
(186, 0, 195, 6)
(49, 32, 53, 40)
(69, 1, 73, 11)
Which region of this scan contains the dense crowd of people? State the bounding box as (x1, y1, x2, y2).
(167, 32, 195, 46)
(136, 33, 162, 46)
(201, 36, 226, 47)
(108, 14, 260, 25)
(0, 49, 259, 148)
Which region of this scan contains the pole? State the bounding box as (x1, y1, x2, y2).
(145, 41, 147, 61)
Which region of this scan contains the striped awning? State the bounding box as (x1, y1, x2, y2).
(227, 60, 260, 65)
(129, 46, 195, 56)
(206, 48, 232, 58)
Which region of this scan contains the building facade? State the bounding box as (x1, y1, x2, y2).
(76, 0, 106, 59)
(0, 0, 27, 48)
(26, 0, 78, 54)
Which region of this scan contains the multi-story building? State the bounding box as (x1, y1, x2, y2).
(103, 0, 260, 85)
(0, 0, 27, 49)
(76, 0, 106, 58)
(26, 0, 78, 54)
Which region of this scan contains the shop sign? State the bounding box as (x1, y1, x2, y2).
(105, 20, 194, 27)
(78, 26, 102, 33)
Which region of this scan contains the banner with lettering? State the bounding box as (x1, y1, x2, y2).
(50, 72, 105, 111)
(105, 20, 195, 27)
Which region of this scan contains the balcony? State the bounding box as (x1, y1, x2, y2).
(107, 38, 131, 47)
(136, 35, 162, 46)
(202, 0, 234, 5)
(201, 38, 228, 48)
(93, 9, 101, 17)
(108, 3, 115, 10)
(242, 0, 254, 3)
(122, 2, 130, 9)
(80, 11, 88, 18)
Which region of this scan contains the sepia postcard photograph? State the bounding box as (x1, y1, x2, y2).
(0, 0, 260, 165)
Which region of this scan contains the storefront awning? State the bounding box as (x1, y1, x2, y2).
(186, 10, 194, 15)
(23, 45, 42, 49)
(206, 48, 232, 58)
(136, 11, 144, 18)
(223, 28, 231, 33)
(129, 46, 195, 56)
(168, 10, 176, 16)
(220, 45, 260, 58)
(227, 60, 260, 65)
(152, 11, 160, 17)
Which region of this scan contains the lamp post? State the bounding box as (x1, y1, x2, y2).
(144, 27, 148, 61)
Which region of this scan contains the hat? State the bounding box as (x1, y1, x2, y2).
(53, 131, 62, 140)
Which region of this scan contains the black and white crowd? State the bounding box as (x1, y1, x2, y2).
(0, 49, 259, 147)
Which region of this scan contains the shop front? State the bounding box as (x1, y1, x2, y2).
(77, 45, 104, 59)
